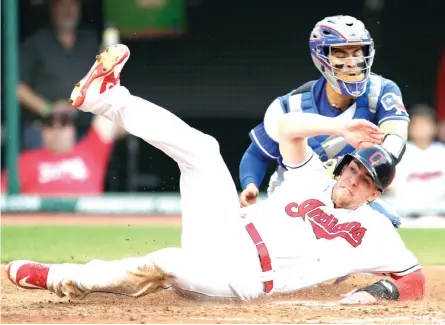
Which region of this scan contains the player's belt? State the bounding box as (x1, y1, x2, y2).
(242, 217, 273, 293)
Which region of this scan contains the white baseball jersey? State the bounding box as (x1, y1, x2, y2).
(242, 148, 420, 293)
(390, 141, 445, 202)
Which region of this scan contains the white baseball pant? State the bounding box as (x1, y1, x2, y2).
(47, 86, 265, 300)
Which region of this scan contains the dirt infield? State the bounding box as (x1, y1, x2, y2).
(1, 213, 182, 226)
(1, 214, 445, 324)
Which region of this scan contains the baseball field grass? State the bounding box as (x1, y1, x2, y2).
(1, 226, 444, 265)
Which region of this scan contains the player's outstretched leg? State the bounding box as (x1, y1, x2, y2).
(69, 45, 245, 253)
(6, 257, 170, 299)
(4, 45, 269, 302)
(70, 44, 225, 175)
(6, 248, 263, 300)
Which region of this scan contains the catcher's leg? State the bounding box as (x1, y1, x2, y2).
(70, 45, 253, 254)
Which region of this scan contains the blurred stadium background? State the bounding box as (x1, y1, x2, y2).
(1, 0, 444, 224)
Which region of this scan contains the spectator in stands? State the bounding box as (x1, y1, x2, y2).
(18, 0, 100, 149)
(387, 105, 445, 207)
(1, 110, 117, 196)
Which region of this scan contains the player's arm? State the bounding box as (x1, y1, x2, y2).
(239, 143, 273, 190)
(239, 143, 272, 207)
(277, 113, 383, 166)
(239, 99, 282, 206)
(379, 120, 408, 140)
(278, 113, 337, 166)
(376, 81, 410, 162)
(339, 269, 426, 305)
(340, 231, 425, 305)
(77, 116, 117, 168)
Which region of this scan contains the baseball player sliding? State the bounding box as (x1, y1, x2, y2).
(7, 45, 425, 305)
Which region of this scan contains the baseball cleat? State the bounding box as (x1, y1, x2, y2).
(69, 44, 130, 109)
(6, 260, 50, 290)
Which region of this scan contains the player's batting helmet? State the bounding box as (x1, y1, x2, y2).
(333, 145, 396, 191)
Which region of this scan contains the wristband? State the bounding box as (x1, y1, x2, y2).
(381, 133, 406, 165)
(356, 279, 400, 300)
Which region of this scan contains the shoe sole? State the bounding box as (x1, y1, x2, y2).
(69, 44, 130, 108)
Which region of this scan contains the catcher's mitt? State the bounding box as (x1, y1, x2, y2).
(323, 156, 342, 179)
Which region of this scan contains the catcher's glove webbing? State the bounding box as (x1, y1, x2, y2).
(322, 157, 341, 179)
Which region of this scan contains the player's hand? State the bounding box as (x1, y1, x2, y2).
(338, 289, 377, 305)
(340, 119, 384, 149)
(240, 183, 259, 207)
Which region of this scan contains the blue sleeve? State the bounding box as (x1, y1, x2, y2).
(376, 81, 410, 125)
(248, 122, 280, 159)
(239, 142, 272, 189)
(369, 199, 401, 228)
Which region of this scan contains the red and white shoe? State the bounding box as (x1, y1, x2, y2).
(69, 44, 130, 110)
(6, 260, 50, 291)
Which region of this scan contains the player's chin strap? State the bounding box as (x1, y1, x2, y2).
(381, 133, 406, 165)
(356, 279, 400, 300)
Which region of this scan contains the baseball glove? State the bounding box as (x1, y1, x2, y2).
(322, 156, 342, 179)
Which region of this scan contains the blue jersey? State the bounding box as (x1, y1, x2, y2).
(249, 74, 410, 166)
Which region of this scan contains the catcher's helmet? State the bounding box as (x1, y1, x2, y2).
(333, 145, 396, 191)
(309, 15, 375, 97)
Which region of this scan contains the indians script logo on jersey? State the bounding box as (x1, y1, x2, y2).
(285, 199, 367, 247)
